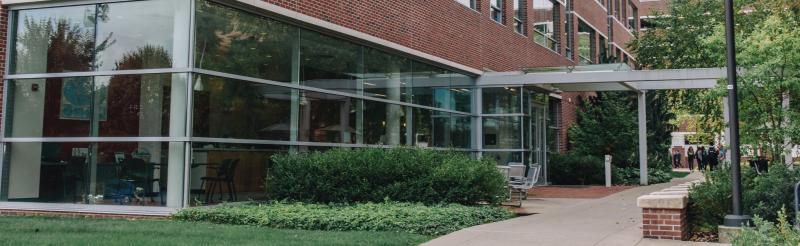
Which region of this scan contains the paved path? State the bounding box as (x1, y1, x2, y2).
(424, 173, 724, 246)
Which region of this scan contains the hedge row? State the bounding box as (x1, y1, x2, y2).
(265, 148, 508, 205)
(173, 202, 514, 236)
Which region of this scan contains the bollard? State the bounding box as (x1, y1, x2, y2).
(605, 155, 612, 187)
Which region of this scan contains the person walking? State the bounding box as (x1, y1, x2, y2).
(687, 146, 696, 172)
(672, 150, 682, 169)
(707, 144, 719, 171)
(696, 146, 706, 172)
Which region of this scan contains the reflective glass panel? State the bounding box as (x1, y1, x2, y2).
(483, 87, 521, 114)
(192, 74, 292, 141)
(7, 77, 92, 137)
(363, 100, 407, 146)
(4, 142, 172, 207)
(452, 114, 472, 148)
(298, 91, 357, 143)
(410, 61, 449, 107)
(482, 116, 522, 149)
(300, 30, 361, 94)
(96, 0, 190, 70)
(411, 107, 432, 147)
(189, 142, 288, 206)
(13, 5, 95, 74)
(97, 74, 185, 137)
(363, 47, 411, 101)
(195, 0, 296, 82)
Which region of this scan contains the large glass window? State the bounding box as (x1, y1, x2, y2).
(483, 87, 521, 114)
(491, 0, 504, 23)
(7, 74, 186, 138)
(363, 100, 407, 146)
(12, 0, 190, 74)
(12, 5, 95, 74)
(194, 0, 296, 82)
(410, 61, 450, 107)
(482, 116, 522, 149)
(189, 143, 288, 206)
(192, 74, 292, 141)
(532, 0, 558, 51)
(300, 30, 361, 94)
(452, 114, 473, 148)
(363, 47, 411, 100)
(411, 107, 433, 147)
(96, 0, 191, 70)
(4, 142, 175, 206)
(298, 91, 357, 144)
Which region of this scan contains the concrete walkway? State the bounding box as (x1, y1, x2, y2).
(424, 173, 724, 246)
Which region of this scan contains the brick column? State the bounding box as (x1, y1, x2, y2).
(637, 181, 700, 241)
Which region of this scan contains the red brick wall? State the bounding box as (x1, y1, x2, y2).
(261, 0, 573, 72)
(574, 0, 609, 37)
(642, 208, 689, 240)
(611, 17, 634, 48)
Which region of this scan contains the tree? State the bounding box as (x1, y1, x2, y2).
(630, 0, 800, 164)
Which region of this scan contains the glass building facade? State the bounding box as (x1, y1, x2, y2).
(0, 0, 554, 209)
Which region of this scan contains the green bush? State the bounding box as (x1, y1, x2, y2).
(266, 148, 508, 205)
(173, 202, 515, 236)
(549, 151, 672, 185)
(548, 152, 604, 185)
(732, 208, 800, 246)
(689, 164, 800, 233)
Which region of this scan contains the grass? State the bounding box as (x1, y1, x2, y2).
(0, 216, 432, 246)
(671, 171, 691, 178)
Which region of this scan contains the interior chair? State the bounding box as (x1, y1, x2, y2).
(201, 159, 240, 203)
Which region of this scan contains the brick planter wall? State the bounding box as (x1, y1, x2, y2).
(637, 180, 701, 241)
(642, 207, 688, 240)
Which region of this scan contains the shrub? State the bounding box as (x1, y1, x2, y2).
(173, 202, 515, 236)
(689, 164, 800, 233)
(548, 152, 604, 185)
(732, 208, 800, 246)
(549, 151, 672, 185)
(266, 148, 508, 205)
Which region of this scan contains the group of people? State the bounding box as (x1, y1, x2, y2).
(672, 144, 726, 172)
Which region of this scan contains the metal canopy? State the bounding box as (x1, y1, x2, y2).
(477, 64, 728, 185)
(476, 65, 725, 92)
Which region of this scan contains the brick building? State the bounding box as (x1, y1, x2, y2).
(0, 0, 661, 210)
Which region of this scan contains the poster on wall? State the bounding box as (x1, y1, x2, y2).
(60, 77, 107, 120)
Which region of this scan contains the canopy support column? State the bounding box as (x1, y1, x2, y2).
(638, 90, 648, 185)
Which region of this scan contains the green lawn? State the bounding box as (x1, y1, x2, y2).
(0, 216, 432, 246)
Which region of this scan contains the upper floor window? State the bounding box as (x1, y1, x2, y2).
(455, 0, 476, 9)
(627, 1, 637, 32)
(491, 0, 504, 23)
(532, 0, 558, 51)
(577, 21, 595, 64)
(513, 0, 525, 34)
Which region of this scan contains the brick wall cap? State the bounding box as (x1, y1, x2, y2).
(637, 194, 688, 209)
(662, 187, 690, 192)
(651, 191, 690, 196)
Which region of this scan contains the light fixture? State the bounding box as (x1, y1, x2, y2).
(193, 76, 204, 91)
